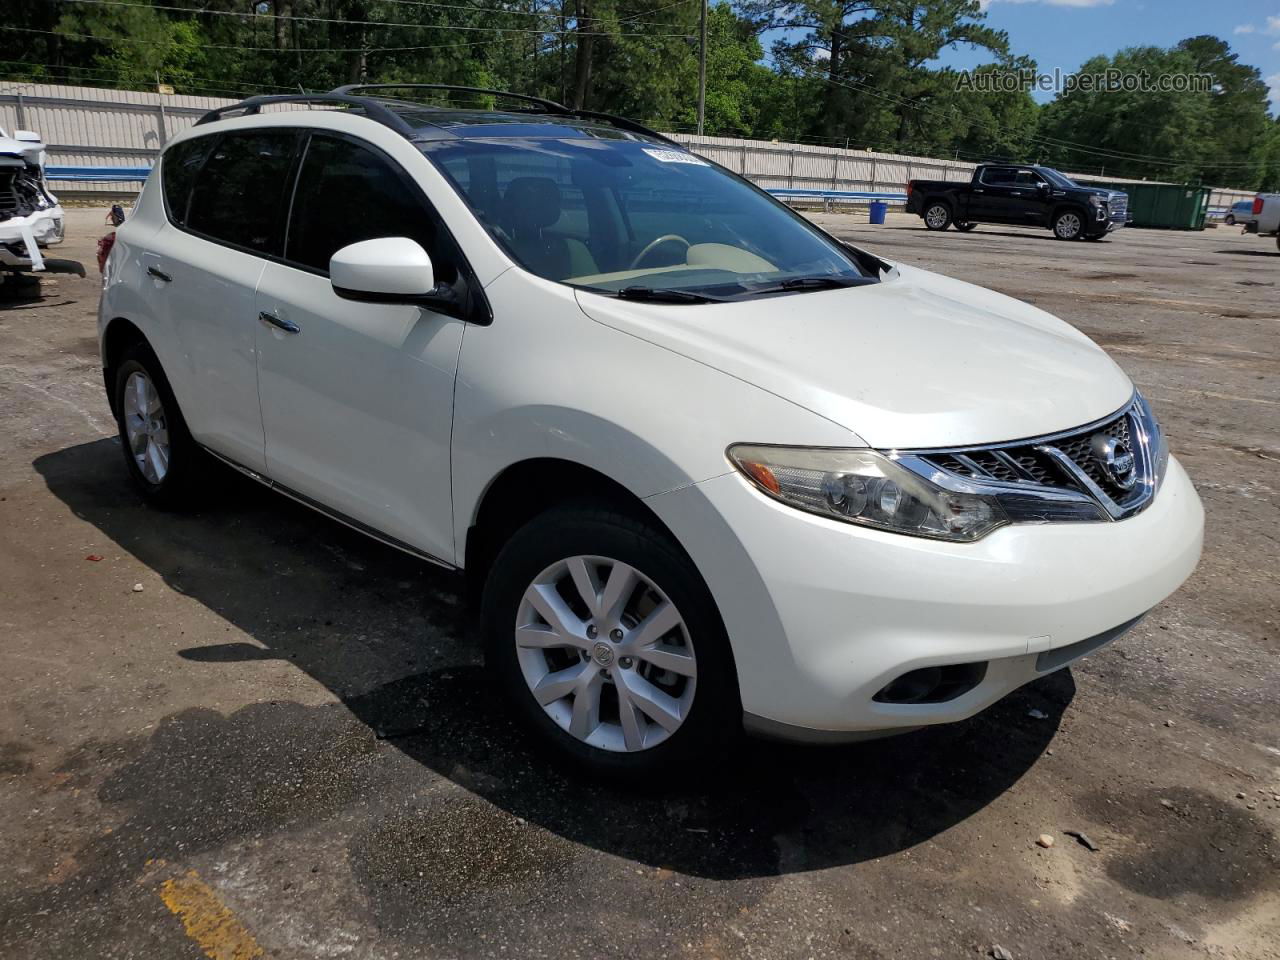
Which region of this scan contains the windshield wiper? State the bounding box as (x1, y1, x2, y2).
(751, 275, 878, 295)
(614, 286, 723, 304)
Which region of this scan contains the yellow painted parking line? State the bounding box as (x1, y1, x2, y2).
(158, 869, 264, 960)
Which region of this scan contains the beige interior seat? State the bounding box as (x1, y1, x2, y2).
(503, 176, 598, 279)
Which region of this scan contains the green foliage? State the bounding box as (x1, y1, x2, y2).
(1, 1, 1276, 188)
(1035, 38, 1278, 189)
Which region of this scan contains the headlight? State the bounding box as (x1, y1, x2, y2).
(1133, 391, 1169, 488)
(728, 445, 1009, 542)
(1088, 195, 1104, 208)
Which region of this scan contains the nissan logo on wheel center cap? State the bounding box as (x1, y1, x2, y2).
(592, 641, 615, 666)
(1091, 433, 1137, 491)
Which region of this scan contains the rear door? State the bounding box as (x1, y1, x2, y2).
(148, 129, 301, 473)
(970, 166, 1016, 220)
(253, 132, 466, 563)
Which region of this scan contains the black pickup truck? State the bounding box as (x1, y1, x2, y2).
(906, 163, 1131, 241)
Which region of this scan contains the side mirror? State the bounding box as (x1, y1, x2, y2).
(330, 237, 458, 312)
(1036, 181, 1050, 191)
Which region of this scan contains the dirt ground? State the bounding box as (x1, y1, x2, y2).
(1, 207, 1277, 960)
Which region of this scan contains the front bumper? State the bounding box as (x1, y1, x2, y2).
(647, 456, 1203, 737)
(0, 206, 67, 270)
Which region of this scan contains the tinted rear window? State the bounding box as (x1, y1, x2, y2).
(186, 131, 299, 256)
(161, 137, 213, 226)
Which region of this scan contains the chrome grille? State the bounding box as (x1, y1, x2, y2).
(896, 395, 1167, 524)
(1108, 192, 1129, 221)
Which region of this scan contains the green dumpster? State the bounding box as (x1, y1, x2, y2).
(1078, 181, 1212, 231)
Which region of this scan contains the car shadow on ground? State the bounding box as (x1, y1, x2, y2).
(0, 274, 64, 310)
(883, 225, 1070, 242)
(34, 437, 1071, 880)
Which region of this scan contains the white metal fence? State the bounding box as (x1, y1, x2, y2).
(0, 82, 1260, 214)
(0, 83, 230, 194)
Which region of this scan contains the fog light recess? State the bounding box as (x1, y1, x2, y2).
(873, 662, 988, 705)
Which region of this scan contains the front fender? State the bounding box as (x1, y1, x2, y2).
(450, 268, 858, 563)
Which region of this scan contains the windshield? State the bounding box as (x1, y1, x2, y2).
(1040, 167, 1080, 189)
(421, 138, 870, 299)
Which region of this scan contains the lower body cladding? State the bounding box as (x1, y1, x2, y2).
(646, 456, 1203, 741)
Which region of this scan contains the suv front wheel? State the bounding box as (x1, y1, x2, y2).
(482, 503, 738, 776)
(1053, 209, 1085, 240)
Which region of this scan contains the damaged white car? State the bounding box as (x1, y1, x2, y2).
(0, 126, 82, 279)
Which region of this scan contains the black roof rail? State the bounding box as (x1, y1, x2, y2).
(332, 84, 680, 145)
(196, 87, 682, 149)
(331, 83, 572, 115)
(571, 108, 680, 147)
(194, 93, 419, 137)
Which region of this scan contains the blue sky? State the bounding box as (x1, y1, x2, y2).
(938, 0, 1280, 112)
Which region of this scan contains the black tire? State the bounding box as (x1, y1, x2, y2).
(481, 501, 740, 778)
(112, 341, 205, 508)
(1225, 215, 1236, 226)
(954, 221, 977, 232)
(1052, 208, 1085, 241)
(923, 202, 952, 231)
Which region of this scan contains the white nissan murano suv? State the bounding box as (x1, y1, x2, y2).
(98, 86, 1204, 775)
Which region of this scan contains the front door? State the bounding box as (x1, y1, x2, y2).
(254, 132, 465, 563)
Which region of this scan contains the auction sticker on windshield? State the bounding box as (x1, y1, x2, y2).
(643, 148, 708, 165)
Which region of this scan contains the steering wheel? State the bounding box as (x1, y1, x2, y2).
(629, 234, 691, 270)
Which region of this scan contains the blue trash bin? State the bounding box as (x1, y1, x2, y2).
(868, 201, 888, 225)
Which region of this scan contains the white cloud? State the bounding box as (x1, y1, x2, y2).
(1233, 24, 1255, 35)
(1267, 15, 1280, 34)
(1269, 72, 1280, 105)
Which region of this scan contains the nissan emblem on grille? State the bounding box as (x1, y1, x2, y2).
(901, 396, 1166, 524)
(1091, 434, 1138, 490)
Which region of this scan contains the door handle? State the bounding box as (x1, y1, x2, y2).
(973, 189, 984, 193)
(259, 311, 300, 334)
(147, 265, 173, 282)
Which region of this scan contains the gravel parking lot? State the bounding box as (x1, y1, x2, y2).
(1, 207, 1277, 960)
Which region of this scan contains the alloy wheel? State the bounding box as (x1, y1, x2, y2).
(1055, 213, 1082, 239)
(926, 205, 949, 228)
(122, 371, 170, 484)
(514, 555, 697, 752)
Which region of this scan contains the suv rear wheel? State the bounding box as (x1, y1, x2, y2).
(924, 202, 952, 231)
(112, 342, 204, 508)
(481, 502, 738, 777)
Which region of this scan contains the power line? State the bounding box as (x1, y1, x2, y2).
(0, 23, 535, 54)
(375, 0, 695, 29)
(0, 57, 292, 94)
(0, 67, 293, 99)
(49, 0, 697, 39)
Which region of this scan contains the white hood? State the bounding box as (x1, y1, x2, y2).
(575, 263, 1133, 449)
(0, 132, 47, 168)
